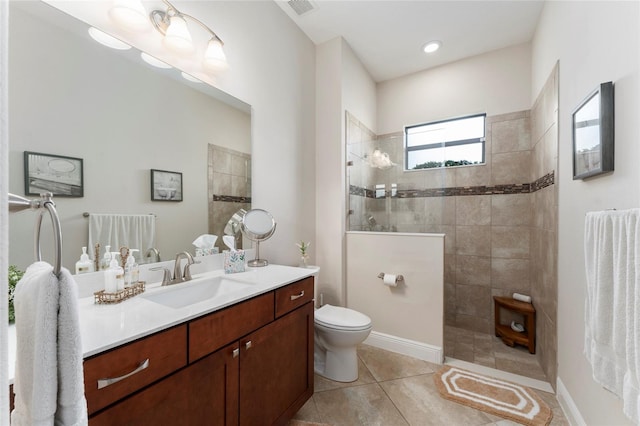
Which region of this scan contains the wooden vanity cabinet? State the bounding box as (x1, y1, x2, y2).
(86, 276, 314, 426)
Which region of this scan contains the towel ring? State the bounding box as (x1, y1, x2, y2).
(8, 192, 63, 277)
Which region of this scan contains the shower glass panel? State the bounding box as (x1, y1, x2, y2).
(346, 111, 449, 234)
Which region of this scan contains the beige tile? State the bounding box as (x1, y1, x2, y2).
(212, 148, 232, 174)
(456, 226, 491, 256)
(456, 195, 491, 226)
(455, 314, 492, 334)
(543, 123, 558, 175)
(380, 374, 493, 426)
(455, 163, 491, 187)
(491, 226, 530, 259)
(212, 171, 231, 195)
(313, 383, 409, 426)
(456, 255, 491, 286)
(456, 284, 491, 318)
(491, 194, 532, 226)
(291, 397, 326, 424)
(491, 258, 530, 291)
(314, 359, 376, 392)
(531, 137, 545, 182)
(491, 151, 531, 185)
(491, 117, 531, 154)
(358, 344, 437, 381)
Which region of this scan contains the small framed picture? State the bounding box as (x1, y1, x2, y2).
(150, 169, 183, 201)
(572, 81, 614, 180)
(24, 151, 84, 197)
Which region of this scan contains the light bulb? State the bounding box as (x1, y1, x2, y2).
(109, 0, 150, 32)
(203, 38, 228, 72)
(163, 15, 195, 54)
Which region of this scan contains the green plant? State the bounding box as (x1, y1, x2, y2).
(296, 241, 311, 257)
(8, 265, 24, 323)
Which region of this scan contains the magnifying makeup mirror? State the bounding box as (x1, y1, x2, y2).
(241, 209, 276, 267)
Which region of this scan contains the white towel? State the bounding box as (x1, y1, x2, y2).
(584, 209, 640, 424)
(88, 214, 156, 257)
(11, 262, 87, 426)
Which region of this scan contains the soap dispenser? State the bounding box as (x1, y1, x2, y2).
(124, 249, 139, 287)
(104, 252, 124, 293)
(101, 245, 112, 271)
(75, 246, 94, 274)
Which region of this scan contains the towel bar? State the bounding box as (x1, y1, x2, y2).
(8, 192, 62, 276)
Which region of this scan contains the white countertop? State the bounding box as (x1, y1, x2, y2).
(9, 264, 318, 384)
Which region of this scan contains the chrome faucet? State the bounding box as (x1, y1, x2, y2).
(145, 247, 161, 263)
(150, 251, 200, 286)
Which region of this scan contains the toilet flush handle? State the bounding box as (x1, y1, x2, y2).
(290, 290, 305, 301)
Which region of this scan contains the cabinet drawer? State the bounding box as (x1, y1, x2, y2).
(84, 325, 187, 415)
(189, 292, 274, 363)
(275, 277, 314, 318)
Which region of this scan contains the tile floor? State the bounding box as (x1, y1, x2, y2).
(444, 326, 548, 382)
(291, 343, 568, 426)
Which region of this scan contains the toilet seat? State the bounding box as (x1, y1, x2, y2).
(315, 304, 372, 331)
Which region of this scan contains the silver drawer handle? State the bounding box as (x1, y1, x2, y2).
(232, 348, 240, 358)
(290, 290, 305, 301)
(245, 341, 252, 350)
(97, 358, 150, 389)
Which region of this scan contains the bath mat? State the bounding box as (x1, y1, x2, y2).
(434, 365, 553, 426)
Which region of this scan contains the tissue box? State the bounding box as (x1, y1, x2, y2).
(195, 247, 219, 257)
(224, 250, 245, 274)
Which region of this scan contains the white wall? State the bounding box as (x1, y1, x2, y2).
(532, 1, 639, 425)
(377, 43, 532, 135)
(315, 38, 377, 306)
(8, 4, 250, 271)
(347, 232, 444, 352)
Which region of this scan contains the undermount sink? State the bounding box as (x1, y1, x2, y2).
(141, 275, 252, 309)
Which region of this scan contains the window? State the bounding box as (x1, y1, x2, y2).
(405, 114, 486, 170)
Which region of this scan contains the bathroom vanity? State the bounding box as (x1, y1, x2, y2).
(9, 265, 315, 425)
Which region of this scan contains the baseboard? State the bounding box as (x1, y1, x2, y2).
(556, 377, 586, 426)
(363, 331, 443, 364)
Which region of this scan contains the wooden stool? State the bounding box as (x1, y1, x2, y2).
(493, 296, 536, 354)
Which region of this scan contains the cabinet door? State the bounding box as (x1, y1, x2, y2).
(239, 302, 313, 426)
(90, 342, 239, 426)
(188, 342, 240, 426)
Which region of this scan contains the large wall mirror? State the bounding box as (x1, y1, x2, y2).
(8, 1, 251, 272)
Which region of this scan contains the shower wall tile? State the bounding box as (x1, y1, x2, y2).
(491, 226, 530, 259)
(491, 117, 531, 154)
(491, 151, 531, 185)
(455, 225, 491, 256)
(212, 148, 232, 174)
(455, 163, 491, 187)
(486, 110, 529, 125)
(491, 194, 531, 226)
(455, 255, 491, 286)
(455, 314, 491, 334)
(442, 197, 456, 226)
(423, 198, 444, 224)
(531, 136, 545, 182)
(543, 124, 558, 176)
(456, 195, 491, 226)
(491, 258, 530, 291)
(212, 171, 232, 195)
(456, 284, 491, 318)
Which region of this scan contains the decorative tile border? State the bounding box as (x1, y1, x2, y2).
(213, 194, 252, 203)
(350, 171, 554, 199)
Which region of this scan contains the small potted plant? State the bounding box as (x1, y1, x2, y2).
(8, 265, 24, 323)
(296, 241, 311, 268)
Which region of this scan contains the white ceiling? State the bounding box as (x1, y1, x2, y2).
(274, 0, 545, 82)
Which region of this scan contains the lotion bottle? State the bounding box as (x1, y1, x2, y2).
(75, 247, 94, 274)
(124, 249, 139, 287)
(104, 253, 124, 293)
(101, 245, 112, 271)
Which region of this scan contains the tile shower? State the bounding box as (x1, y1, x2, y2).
(346, 65, 558, 386)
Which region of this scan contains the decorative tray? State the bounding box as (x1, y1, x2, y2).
(94, 281, 146, 305)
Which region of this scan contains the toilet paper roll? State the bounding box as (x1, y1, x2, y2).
(513, 292, 532, 303)
(383, 274, 397, 287)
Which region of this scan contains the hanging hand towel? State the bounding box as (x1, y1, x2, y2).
(584, 208, 640, 424)
(11, 262, 87, 426)
(88, 213, 156, 255)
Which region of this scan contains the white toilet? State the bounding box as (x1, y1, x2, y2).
(314, 304, 372, 382)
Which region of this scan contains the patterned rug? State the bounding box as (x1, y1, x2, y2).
(434, 365, 553, 426)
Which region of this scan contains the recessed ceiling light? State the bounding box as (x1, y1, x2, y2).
(88, 27, 131, 50)
(422, 40, 442, 54)
(141, 52, 172, 69)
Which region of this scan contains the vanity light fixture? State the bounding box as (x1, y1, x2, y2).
(109, 0, 151, 32)
(422, 40, 442, 54)
(149, 0, 229, 72)
(88, 27, 132, 50)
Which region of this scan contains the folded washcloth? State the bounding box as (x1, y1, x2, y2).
(11, 262, 87, 426)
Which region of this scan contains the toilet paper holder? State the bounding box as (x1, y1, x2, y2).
(377, 272, 404, 284)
